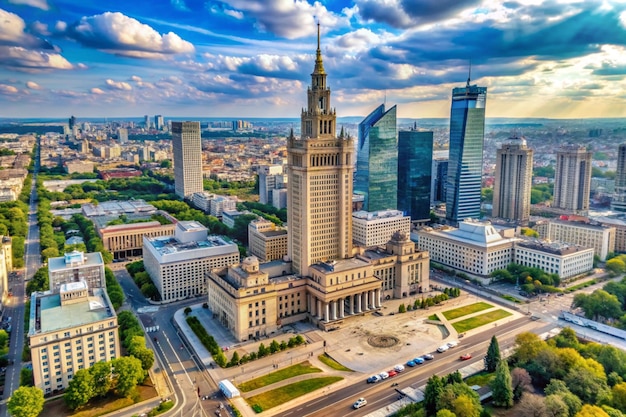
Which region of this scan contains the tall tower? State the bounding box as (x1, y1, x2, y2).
(287, 24, 354, 276)
(172, 121, 203, 199)
(154, 115, 164, 130)
(612, 144, 626, 212)
(492, 134, 533, 223)
(445, 79, 487, 224)
(355, 104, 398, 212)
(398, 128, 433, 222)
(553, 144, 592, 214)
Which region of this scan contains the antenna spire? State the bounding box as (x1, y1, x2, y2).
(313, 21, 325, 74)
(467, 60, 472, 87)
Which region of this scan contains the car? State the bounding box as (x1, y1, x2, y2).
(413, 357, 425, 364)
(437, 344, 449, 353)
(367, 375, 381, 383)
(388, 370, 398, 377)
(379, 371, 389, 380)
(460, 353, 472, 361)
(422, 353, 434, 360)
(394, 364, 405, 373)
(447, 340, 459, 348)
(406, 360, 416, 367)
(353, 398, 367, 409)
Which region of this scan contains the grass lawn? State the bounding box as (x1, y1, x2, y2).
(464, 371, 495, 387)
(246, 377, 343, 412)
(238, 361, 322, 392)
(442, 302, 494, 320)
(318, 354, 353, 372)
(428, 314, 439, 321)
(452, 309, 513, 333)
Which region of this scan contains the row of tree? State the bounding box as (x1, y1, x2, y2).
(398, 290, 458, 313)
(491, 263, 561, 294)
(125, 260, 159, 300)
(572, 277, 626, 327)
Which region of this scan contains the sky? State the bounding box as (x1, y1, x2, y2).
(1, 0, 626, 119)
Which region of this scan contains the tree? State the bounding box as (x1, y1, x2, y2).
(184, 307, 192, 315)
(133, 347, 155, 371)
(89, 361, 112, 397)
(564, 359, 609, 404)
(545, 395, 569, 417)
(258, 343, 269, 358)
(436, 411, 456, 417)
(513, 332, 547, 366)
(572, 290, 622, 322)
(438, 383, 481, 416)
(65, 369, 94, 410)
(485, 335, 501, 372)
(606, 258, 626, 275)
(8, 386, 44, 417)
(511, 367, 532, 401)
(452, 394, 481, 417)
(612, 383, 626, 413)
(270, 340, 280, 354)
(516, 394, 547, 417)
(424, 375, 444, 416)
(491, 361, 514, 408)
(575, 405, 610, 417)
(112, 356, 144, 397)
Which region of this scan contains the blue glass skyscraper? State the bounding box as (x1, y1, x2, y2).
(398, 129, 433, 221)
(445, 82, 487, 224)
(355, 104, 398, 212)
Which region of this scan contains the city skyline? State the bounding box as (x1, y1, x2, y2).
(1, 1, 626, 119)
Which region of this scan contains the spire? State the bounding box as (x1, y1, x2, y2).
(313, 22, 325, 74)
(339, 126, 345, 138)
(466, 60, 472, 87)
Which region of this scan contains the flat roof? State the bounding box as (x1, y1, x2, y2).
(48, 252, 104, 272)
(310, 257, 370, 273)
(32, 288, 114, 335)
(146, 234, 234, 256)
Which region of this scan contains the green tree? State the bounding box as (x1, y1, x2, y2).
(424, 375, 444, 416)
(399, 303, 406, 313)
(89, 361, 112, 397)
(229, 351, 240, 367)
(64, 369, 94, 410)
(545, 395, 569, 417)
(438, 383, 481, 416)
(184, 307, 192, 315)
(606, 258, 626, 275)
(19, 368, 33, 387)
(575, 405, 610, 417)
(436, 411, 456, 417)
(112, 356, 144, 397)
(133, 347, 155, 371)
(564, 358, 609, 404)
(270, 340, 280, 354)
(572, 290, 622, 322)
(453, 394, 481, 417)
(612, 383, 626, 413)
(491, 361, 514, 408)
(8, 386, 44, 417)
(485, 335, 501, 372)
(258, 343, 269, 358)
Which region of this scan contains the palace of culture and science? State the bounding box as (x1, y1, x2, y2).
(206, 26, 430, 342)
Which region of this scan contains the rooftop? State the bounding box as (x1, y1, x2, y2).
(82, 200, 156, 217)
(310, 257, 370, 274)
(30, 288, 114, 335)
(516, 239, 590, 255)
(146, 234, 234, 256)
(48, 251, 104, 272)
(353, 209, 406, 221)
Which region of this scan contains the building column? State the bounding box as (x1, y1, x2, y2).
(370, 290, 376, 308)
(331, 300, 337, 321)
(349, 295, 355, 315)
(339, 297, 345, 318)
(309, 294, 315, 316)
(356, 292, 362, 313)
(317, 299, 322, 319)
(378, 289, 383, 307)
(324, 303, 330, 322)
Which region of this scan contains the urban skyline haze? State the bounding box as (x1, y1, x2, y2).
(2, 1, 626, 119)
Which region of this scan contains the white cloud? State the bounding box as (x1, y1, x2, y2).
(0, 46, 74, 72)
(0, 84, 19, 94)
(30, 21, 50, 36)
(54, 21, 67, 32)
(105, 79, 132, 91)
(25, 81, 42, 89)
(130, 75, 142, 82)
(171, 0, 189, 12)
(68, 12, 195, 59)
(0, 8, 46, 47)
(223, 9, 244, 19)
(6, 0, 49, 11)
(91, 88, 104, 94)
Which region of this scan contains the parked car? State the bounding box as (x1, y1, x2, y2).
(388, 370, 398, 377)
(422, 353, 434, 360)
(406, 360, 416, 367)
(394, 364, 405, 373)
(413, 357, 425, 364)
(460, 353, 472, 361)
(437, 344, 449, 353)
(367, 375, 381, 383)
(353, 398, 367, 409)
(379, 371, 389, 380)
(447, 340, 459, 348)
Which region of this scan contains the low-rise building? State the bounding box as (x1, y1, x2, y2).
(514, 239, 594, 279)
(210, 196, 237, 218)
(592, 216, 626, 254)
(28, 282, 120, 394)
(352, 210, 411, 247)
(143, 221, 239, 302)
(222, 210, 246, 229)
(248, 218, 288, 262)
(416, 220, 519, 277)
(48, 251, 105, 294)
(535, 218, 615, 261)
(98, 220, 175, 260)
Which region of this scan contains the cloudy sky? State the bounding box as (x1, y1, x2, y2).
(1, 0, 626, 119)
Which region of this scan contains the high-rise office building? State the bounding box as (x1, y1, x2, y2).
(144, 115, 151, 130)
(68, 115, 76, 130)
(355, 104, 398, 212)
(172, 121, 203, 199)
(118, 128, 128, 144)
(258, 165, 286, 204)
(612, 144, 626, 212)
(431, 150, 449, 204)
(553, 144, 592, 214)
(287, 25, 354, 276)
(397, 128, 433, 222)
(445, 81, 487, 224)
(492, 134, 533, 223)
(154, 115, 164, 130)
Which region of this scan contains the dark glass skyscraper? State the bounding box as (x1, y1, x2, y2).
(355, 104, 398, 212)
(445, 83, 487, 224)
(398, 129, 433, 221)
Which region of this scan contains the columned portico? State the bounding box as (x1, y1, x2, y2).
(317, 299, 322, 319)
(324, 303, 330, 322)
(356, 293, 362, 313)
(331, 300, 337, 320)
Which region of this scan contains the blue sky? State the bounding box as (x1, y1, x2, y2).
(2, 0, 626, 119)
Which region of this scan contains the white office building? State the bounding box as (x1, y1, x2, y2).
(352, 210, 411, 247)
(536, 219, 615, 261)
(143, 221, 240, 302)
(514, 240, 594, 279)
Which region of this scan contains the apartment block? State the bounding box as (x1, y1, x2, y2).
(536, 219, 615, 261)
(48, 251, 105, 294)
(352, 210, 411, 247)
(248, 218, 288, 262)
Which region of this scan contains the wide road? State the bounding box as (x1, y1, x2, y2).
(274, 317, 551, 417)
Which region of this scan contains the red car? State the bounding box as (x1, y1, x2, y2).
(459, 353, 472, 361)
(387, 370, 398, 377)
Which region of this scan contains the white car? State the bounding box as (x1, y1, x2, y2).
(353, 398, 367, 409)
(447, 340, 459, 348)
(437, 344, 449, 353)
(379, 371, 390, 380)
(394, 364, 405, 373)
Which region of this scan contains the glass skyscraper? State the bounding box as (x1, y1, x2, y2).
(398, 129, 433, 221)
(445, 83, 487, 224)
(355, 104, 398, 212)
